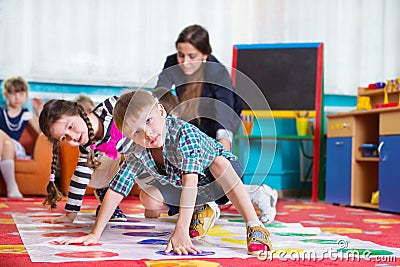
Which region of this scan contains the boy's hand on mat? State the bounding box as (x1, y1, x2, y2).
(61, 233, 99, 246)
(165, 229, 201, 255)
(41, 213, 76, 224)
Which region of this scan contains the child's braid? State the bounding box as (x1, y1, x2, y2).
(42, 143, 63, 209)
(79, 106, 101, 169)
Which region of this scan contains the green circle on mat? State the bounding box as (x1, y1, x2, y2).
(337, 248, 393, 256)
(275, 233, 317, 237)
(228, 219, 245, 223)
(264, 223, 287, 228)
(300, 239, 339, 244)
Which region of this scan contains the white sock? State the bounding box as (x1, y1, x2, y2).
(0, 159, 22, 198)
(246, 219, 263, 228)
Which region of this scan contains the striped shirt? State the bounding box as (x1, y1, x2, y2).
(65, 96, 133, 212)
(109, 116, 237, 199)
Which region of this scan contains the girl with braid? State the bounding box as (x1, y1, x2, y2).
(39, 96, 132, 223)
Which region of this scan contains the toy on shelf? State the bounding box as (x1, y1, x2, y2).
(360, 144, 379, 158)
(356, 96, 372, 110)
(367, 82, 385, 90)
(374, 80, 398, 108)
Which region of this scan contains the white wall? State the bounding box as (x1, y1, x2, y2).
(0, 0, 399, 95)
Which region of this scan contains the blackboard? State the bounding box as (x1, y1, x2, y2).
(232, 43, 323, 110)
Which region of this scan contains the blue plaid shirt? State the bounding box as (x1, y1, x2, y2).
(109, 116, 237, 197)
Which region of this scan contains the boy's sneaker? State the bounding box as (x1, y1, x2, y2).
(247, 225, 272, 255)
(189, 202, 220, 238)
(247, 184, 278, 223)
(96, 205, 127, 222)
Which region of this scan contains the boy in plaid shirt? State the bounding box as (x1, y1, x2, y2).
(61, 89, 272, 256)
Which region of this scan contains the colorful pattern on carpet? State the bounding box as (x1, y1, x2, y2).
(1, 196, 400, 266)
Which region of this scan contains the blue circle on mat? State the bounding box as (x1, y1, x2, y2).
(138, 239, 168, 245)
(111, 225, 155, 230)
(125, 219, 141, 223)
(123, 231, 170, 237)
(156, 250, 215, 256)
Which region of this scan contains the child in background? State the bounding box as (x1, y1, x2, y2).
(38, 96, 132, 223)
(0, 76, 43, 198)
(61, 90, 272, 256)
(73, 94, 96, 114)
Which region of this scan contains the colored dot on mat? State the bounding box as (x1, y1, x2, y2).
(49, 241, 102, 246)
(123, 231, 170, 237)
(321, 228, 362, 234)
(137, 239, 168, 245)
(220, 237, 246, 245)
(228, 219, 245, 223)
(337, 248, 393, 256)
(156, 250, 215, 256)
(126, 219, 141, 223)
(55, 251, 119, 258)
(265, 223, 287, 228)
(42, 232, 88, 238)
(111, 225, 155, 230)
(208, 226, 237, 237)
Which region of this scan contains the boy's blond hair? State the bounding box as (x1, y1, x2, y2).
(113, 90, 158, 134)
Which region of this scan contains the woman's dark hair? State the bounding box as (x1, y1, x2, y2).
(39, 99, 100, 209)
(175, 24, 212, 55)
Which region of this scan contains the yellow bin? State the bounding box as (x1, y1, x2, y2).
(296, 118, 308, 136)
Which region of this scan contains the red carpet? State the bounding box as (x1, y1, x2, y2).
(1, 196, 399, 266)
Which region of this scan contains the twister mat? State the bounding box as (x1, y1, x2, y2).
(12, 208, 400, 263)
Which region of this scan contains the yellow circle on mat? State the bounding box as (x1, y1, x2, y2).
(0, 203, 9, 208)
(220, 237, 246, 245)
(321, 227, 362, 234)
(208, 226, 238, 237)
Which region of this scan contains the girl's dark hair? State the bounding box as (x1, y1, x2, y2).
(39, 99, 100, 209)
(175, 24, 212, 55)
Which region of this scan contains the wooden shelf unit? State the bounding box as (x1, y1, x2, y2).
(358, 87, 400, 108)
(326, 106, 400, 213)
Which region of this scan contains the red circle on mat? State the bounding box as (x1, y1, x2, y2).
(55, 251, 119, 258)
(42, 232, 88, 237)
(49, 241, 102, 246)
(39, 225, 82, 230)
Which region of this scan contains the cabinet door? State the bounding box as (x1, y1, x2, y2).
(325, 137, 352, 205)
(379, 135, 400, 213)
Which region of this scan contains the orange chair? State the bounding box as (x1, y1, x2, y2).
(0, 125, 52, 196)
(59, 144, 94, 195)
